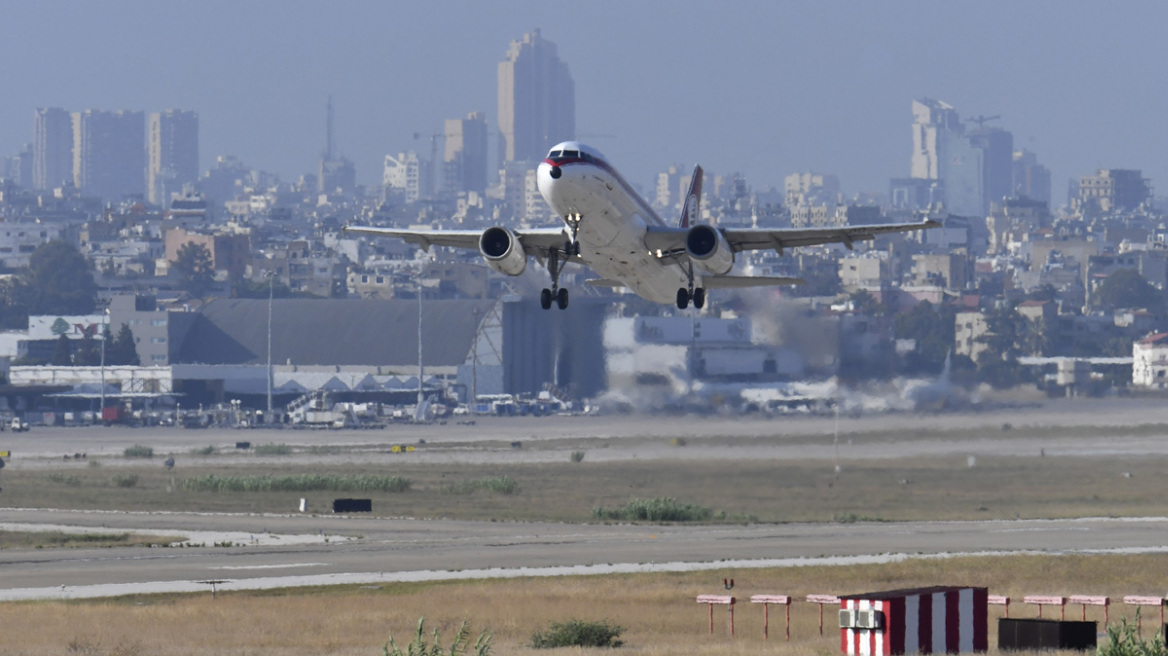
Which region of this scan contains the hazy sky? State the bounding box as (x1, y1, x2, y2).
(2, 1, 1165, 203)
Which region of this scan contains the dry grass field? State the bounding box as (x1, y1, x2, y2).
(0, 553, 1163, 655)
(4, 451, 1168, 523)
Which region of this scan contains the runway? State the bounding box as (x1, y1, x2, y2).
(5, 398, 1168, 600)
(2, 507, 1167, 600)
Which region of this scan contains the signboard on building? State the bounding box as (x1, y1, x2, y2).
(28, 315, 105, 341)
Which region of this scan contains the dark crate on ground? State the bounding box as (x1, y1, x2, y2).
(998, 618, 1096, 651)
(333, 498, 372, 513)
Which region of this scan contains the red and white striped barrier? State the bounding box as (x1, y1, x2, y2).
(988, 595, 1010, 618)
(1023, 595, 1066, 620)
(751, 595, 791, 641)
(1068, 595, 1109, 624)
(840, 587, 988, 655)
(808, 594, 842, 636)
(696, 595, 735, 637)
(1123, 596, 1164, 636)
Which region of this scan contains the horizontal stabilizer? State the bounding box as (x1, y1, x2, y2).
(703, 275, 804, 289)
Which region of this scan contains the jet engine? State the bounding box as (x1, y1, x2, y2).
(479, 226, 528, 276)
(685, 224, 734, 275)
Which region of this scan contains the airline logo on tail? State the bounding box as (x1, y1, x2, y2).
(679, 165, 703, 228)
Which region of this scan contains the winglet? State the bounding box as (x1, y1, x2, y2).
(679, 165, 703, 228)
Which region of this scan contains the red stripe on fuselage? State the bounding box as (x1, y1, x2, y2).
(543, 157, 666, 227)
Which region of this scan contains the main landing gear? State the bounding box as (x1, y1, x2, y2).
(540, 239, 579, 310)
(676, 263, 705, 310)
(676, 286, 706, 310)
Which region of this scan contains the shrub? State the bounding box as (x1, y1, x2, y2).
(190, 445, 216, 456)
(111, 474, 139, 488)
(1098, 613, 1168, 656)
(383, 617, 491, 656)
(254, 443, 293, 455)
(442, 476, 519, 495)
(531, 619, 623, 649)
(592, 497, 712, 522)
(46, 473, 80, 486)
(123, 445, 153, 458)
(570, 450, 585, 463)
(182, 474, 410, 493)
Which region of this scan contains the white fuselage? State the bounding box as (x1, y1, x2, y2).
(536, 152, 691, 304)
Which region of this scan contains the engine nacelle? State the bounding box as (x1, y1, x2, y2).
(685, 224, 734, 275)
(479, 226, 528, 276)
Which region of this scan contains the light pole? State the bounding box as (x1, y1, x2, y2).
(99, 308, 109, 421)
(267, 273, 274, 422)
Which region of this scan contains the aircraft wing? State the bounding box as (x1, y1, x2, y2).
(343, 225, 569, 257)
(643, 218, 940, 255)
(702, 275, 804, 288)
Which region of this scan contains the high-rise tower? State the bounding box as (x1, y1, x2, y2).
(318, 96, 355, 194)
(73, 109, 145, 201)
(497, 29, 575, 167)
(148, 109, 199, 205)
(444, 112, 488, 195)
(33, 107, 74, 190)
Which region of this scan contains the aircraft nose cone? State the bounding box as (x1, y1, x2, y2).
(549, 166, 561, 179)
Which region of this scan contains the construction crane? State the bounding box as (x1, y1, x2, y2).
(967, 114, 1001, 130)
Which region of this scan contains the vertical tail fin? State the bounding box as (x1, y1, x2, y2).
(679, 165, 703, 228)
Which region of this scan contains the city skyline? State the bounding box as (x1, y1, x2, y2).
(1, 2, 1165, 201)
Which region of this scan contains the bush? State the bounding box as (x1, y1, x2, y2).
(384, 617, 491, 656)
(531, 619, 623, 649)
(1098, 614, 1168, 656)
(182, 474, 410, 493)
(570, 450, 585, 463)
(190, 445, 216, 456)
(254, 443, 293, 455)
(111, 474, 139, 488)
(592, 497, 712, 522)
(442, 476, 519, 495)
(123, 445, 153, 458)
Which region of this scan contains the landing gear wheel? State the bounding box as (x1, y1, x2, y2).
(676, 288, 690, 310)
(540, 288, 553, 310)
(693, 288, 706, 310)
(556, 287, 569, 310)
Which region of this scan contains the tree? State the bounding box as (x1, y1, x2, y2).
(25, 240, 98, 316)
(895, 300, 958, 374)
(172, 242, 215, 298)
(1091, 268, 1164, 313)
(107, 323, 140, 366)
(73, 330, 100, 366)
(50, 333, 72, 366)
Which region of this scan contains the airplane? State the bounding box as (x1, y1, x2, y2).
(345, 141, 940, 310)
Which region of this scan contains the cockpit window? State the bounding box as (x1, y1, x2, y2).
(549, 150, 562, 158)
(564, 150, 579, 158)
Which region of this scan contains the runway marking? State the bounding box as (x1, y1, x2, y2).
(209, 563, 328, 570)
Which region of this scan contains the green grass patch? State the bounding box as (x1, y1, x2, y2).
(441, 476, 519, 495)
(592, 497, 712, 522)
(111, 474, 139, 488)
(123, 445, 153, 458)
(253, 443, 293, 455)
(45, 473, 80, 486)
(189, 445, 216, 456)
(531, 618, 623, 648)
(0, 530, 184, 549)
(182, 474, 411, 493)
